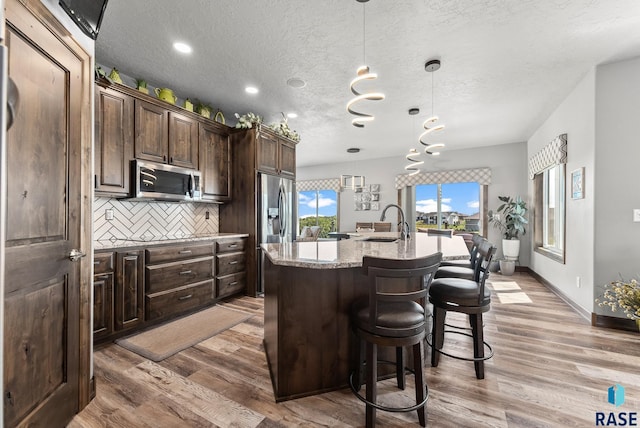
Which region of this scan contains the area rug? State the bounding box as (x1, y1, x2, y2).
(115, 306, 253, 362)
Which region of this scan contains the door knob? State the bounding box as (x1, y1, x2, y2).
(69, 249, 86, 262)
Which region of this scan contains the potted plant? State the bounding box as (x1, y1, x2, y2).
(596, 278, 640, 331)
(135, 78, 148, 94)
(184, 98, 194, 112)
(488, 195, 528, 261)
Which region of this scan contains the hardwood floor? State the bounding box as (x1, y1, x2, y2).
(70, 272, 640, 427)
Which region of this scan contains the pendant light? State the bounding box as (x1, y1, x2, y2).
(404, 108, 423, 175)
(420, 59, 445, 155)
(340, 148, 365, 190)
(346, 0, 384, 128)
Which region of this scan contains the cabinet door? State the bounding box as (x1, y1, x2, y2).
(134, 99, 169, 163)
(199, 123, 231, 201)
(93, 273, 114, 340)
(256, 131, 279, 175)
(115, 251, 145, 331)
(169, 112, 198, 169)
(95, 85, 134, 196)
(279, 139, 296, 179)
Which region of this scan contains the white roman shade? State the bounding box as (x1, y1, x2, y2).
(528, 133, 567, 179)
(296, 178, 341, 192)
(395, 167, 492, 189)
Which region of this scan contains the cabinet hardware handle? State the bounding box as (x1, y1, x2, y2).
(228, 260, 238, 265)
(178, 294, 193, 301)
(179, 270, 192, 275)
(228, 244, 238, 248)
(96, 275, 110, 280)
(94, 261, 101, 265)
(229, 281, 238, 286)
(69, 249, 86, 262)
(179, 250, 192, 254)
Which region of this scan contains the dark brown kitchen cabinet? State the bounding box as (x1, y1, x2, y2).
(134, 99, 169, 164)
(93, 252, 115, 341)
(95, 85, 134, 197)
(215, 238, 247, 299)
(115, 250, 145, 331)
(199, 122, 231, 201)
(256, 129, 296, 179)
(134, 99, 199, 169)
(169, 112, 199, 169)
(145, 242, 215, 321)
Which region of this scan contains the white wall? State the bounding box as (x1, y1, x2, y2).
(527, 69, 596, 313)
(297, 142, 530, 264)
(594, 56, 640, 316)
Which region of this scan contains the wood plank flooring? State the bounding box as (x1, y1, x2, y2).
(69, 272, 640, 427)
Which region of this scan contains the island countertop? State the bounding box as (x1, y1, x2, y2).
(261, 232, 470, 269)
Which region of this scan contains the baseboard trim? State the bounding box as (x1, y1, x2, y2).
(592, 313, 638, 332)
(527, 268, 637, 332)
(526, 268, 591, 321)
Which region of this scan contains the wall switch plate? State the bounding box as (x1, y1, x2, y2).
(105, 209, 114, 221)
(634, 209, 640, 222)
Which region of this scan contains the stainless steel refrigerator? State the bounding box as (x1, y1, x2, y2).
(257, 173, 295, 293)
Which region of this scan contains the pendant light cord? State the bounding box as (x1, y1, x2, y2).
(362, 2, 366, 65)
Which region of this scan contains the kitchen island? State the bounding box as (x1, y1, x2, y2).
(261, 233, 470, 401)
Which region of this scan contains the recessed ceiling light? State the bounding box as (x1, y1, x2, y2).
(245, 86, 259, 94)
(287, 77, 306, 88)
(287, 112, 298, 119)
(173, 42, 192, 54)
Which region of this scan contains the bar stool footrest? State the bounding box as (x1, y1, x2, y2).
(348, 360, 429, 413)
(426, 329, 494, 362)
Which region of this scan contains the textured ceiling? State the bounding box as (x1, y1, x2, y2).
(96, 0, 640, 168)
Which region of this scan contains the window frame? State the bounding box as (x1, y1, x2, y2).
(411, 182, 487, 235)
(296, 188, 339, 237)
(533, 164, 566, 263)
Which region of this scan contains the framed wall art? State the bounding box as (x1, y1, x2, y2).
(571, 167, 584, 199)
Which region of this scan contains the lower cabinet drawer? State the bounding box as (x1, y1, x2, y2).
(146, 279, 214, 321)
(146, 256, 214, 294)
(216, 272, 246, 298)
(216, 252, 246, 276)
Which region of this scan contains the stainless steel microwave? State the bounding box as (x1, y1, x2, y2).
(129, 160, 202, 202)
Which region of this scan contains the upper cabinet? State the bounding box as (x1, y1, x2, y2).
(94, 80, 230, 202)
(95, 85, 134, 197)
(199, 122, 231, 202)
(256, 128, 296, 179)
(134, 101, 198, 169)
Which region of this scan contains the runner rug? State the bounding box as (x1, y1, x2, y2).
(115, 306, 253, 361)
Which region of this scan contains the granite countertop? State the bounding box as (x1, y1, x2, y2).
(261, 232, 470, 269)
(94, 233, 249, 250)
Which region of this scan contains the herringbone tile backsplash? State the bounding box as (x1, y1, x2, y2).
(94, 197, 219, 242)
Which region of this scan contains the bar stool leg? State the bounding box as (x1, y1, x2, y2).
(396, 347, 405, 390)
(413, 341, 426, 427)
(470, 313, 485, 379)
(366, 341, 377, 428)
(431, 306, 446, 367)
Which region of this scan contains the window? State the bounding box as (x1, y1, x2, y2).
(414, 182, 483, 233)
(534, 164, 565, 262)
(297, 190, 338, 238)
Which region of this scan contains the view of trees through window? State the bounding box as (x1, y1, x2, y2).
(415, 182, 481, 232)
(297, 190, 338, 239)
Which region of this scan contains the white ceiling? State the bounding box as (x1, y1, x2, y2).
(96, 0, 640, 168)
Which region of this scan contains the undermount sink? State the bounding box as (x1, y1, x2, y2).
(362, 237, 399, 242)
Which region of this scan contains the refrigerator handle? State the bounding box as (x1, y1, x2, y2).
(278, 182, 286, 238)
(7, 77, 18, 131)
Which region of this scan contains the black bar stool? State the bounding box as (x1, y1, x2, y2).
(428, 239, 496, 379)
(349, 252, 442, 427)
